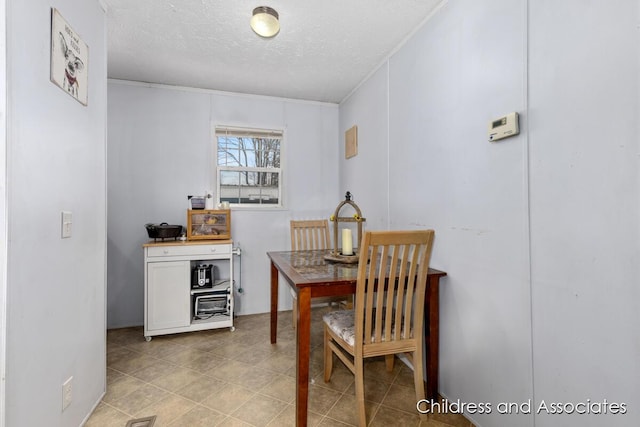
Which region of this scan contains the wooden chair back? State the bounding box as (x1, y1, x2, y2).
(290, 219, 331, 251)
(354, 230, 435, 355)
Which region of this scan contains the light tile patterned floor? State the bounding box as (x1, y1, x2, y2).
(86, 308, 474, 427)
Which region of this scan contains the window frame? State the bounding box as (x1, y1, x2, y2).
(213, 125, 285, 209)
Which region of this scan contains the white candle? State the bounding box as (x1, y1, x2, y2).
(342, 228, 353, 255)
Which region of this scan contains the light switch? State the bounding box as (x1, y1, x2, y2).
(61, 211, 72, 238)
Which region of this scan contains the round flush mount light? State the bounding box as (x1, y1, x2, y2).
(250, 6, 280, 38)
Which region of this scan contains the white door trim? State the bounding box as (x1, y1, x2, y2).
(0, 0, 8, 425)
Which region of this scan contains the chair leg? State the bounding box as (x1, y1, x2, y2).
(354, 356, 367, 427)
(411, 349, 427, 421)
(323, 327, 333, 382)
(346, 294, 354, 309)
(385, 354, 395, 372)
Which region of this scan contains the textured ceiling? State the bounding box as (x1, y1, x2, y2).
(103, 0, 444, 103)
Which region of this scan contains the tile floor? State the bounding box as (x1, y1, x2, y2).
(86, 307, 474, 427)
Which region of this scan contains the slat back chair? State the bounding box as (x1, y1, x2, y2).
(323, 229, 435, 427)
(289, 219, 351, 328)
(290, 219, 331, 251)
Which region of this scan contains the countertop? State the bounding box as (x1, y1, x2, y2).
(143, 239, 233, 248)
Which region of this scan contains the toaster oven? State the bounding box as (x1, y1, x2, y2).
(193, 288, 231, 319)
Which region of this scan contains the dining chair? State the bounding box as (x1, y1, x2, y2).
(290, 219, 331, 252)
(322, 229, 435, 427)
(290, 219, 352, 328)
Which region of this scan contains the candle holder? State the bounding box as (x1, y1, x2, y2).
(324, 191, 366, 264)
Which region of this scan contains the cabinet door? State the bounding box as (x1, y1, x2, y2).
(147, 261, 190, 331)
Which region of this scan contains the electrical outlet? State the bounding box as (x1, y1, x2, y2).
(62, 376, 73, 411)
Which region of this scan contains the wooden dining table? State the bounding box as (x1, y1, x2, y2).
(268, 249, 447, 426)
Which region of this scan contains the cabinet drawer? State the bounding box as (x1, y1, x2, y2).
(147, 243, 231, 258)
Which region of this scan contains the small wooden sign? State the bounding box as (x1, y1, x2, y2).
(345, 125, 358, 159)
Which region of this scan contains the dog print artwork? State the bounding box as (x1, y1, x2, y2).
(50, 9, 88, 105)
(58, 33, 84, 97)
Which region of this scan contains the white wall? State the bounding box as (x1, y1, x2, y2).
(528, 1, 640, 426)
(107, 82, 339, 327)
(0, 0, 7, 423)
(339, 0, 639, 426)
(5, 1, 107, 426)
(339, 66, 390, 230)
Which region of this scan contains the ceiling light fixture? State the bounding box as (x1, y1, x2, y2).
(250, 6, 280, 38)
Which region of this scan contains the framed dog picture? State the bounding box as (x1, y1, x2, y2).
(50, 8, 88, 106)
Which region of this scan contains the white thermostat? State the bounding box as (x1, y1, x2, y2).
(488, 112, 519, 142)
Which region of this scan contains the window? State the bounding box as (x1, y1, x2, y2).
(215, 126, 283, 207)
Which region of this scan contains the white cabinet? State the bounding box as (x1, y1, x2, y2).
(143, 240, 234, 340)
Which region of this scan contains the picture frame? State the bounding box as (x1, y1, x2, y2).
(345, 125, 358, 159)
(50, 8, 89, 105)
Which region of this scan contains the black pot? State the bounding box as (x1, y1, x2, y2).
(145, 222, 183, 240)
